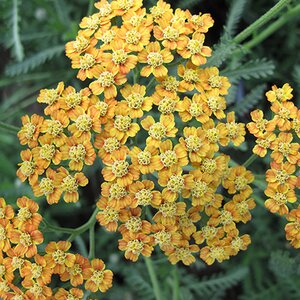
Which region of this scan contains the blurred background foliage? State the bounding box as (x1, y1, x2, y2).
(0, 0, 300, 299)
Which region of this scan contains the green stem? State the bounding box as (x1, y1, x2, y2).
(242, 3, 300, 51)
(144, 257, 163, 300)
(243, 153, 257, 168)
(87, 0, 95, 15)
(89, 221, 96, 259)
(0, 121, 19, 133)
(172, 266, 180, 300)
(146, 76, 157, 91)
(233, 0, 291, 44)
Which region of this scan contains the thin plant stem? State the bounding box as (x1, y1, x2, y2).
(172, 265, 180, 300)
(233, 0, 291, 44)
(144, 257, 163, 300)
(0, 121, 19, 133)
(243, 153, 257, 168)
(89, 221, 96, 259)
(146, 76, 157, 91)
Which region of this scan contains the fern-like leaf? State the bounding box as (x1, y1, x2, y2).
(184, 267, 248, 296)
(233, 84, 266, 116)
(204, 38, 238, 68)
(5, 45, 65, 76)
(224, 0, 248, 37)
(221, 59, 275, 80)
(269, 251, 296, 279)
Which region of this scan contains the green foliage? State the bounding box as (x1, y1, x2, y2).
(5, 45, 65, 76)
(224, 0, 248, 37)
(222, 58, 275, 80)
(233, 84, 266, 116)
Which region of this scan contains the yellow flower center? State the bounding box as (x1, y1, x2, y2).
(20, 232, 32, 247)
(206, 128, 220, 143)
(29, 283, 43, 296)
(117, 0, 134, 10)
(0, 265, 5, 278)
(101, 29, 116, 44)
(154, 231, 171, 245)
(159, 202, 177, 217)
(256, 119, 267, 131)
(98, 71, 115, 87)
(111, 160, 129, 177)
(11, 257, 24, 270)
(103, 207, 119, 222)
(191, 15, 204, 27)
(75, 114, 92, 132)
(274, 192, 287, 205)
(114, 115, 132, 131)
(135, 189, 153, 206)
(189, 102, 203, 117)
(69, 144, 86, 162)
(112, 49, 128, 64)
(275, 89, 284, 101)
(147, 52, 163, 67)
(202, 225, 217, 240)
(293, 119, 300, 133)
(257, 138, 271, 149)
(126, 30, 142, 45)
(208, 75, 222, 88)
(0, 281, 9, 293)
(52, 249, 67, 264)
(126, 93, 144, 109)
(278, 142, 290, 155)
(86, 14, 100, 29)
(67, 294, 80, 300)
(31, 263, 43, 278)
(137, 150, 152, 165)
(61, 175, 78, 192)
(0, 226, 6, 241)
(187, 39, 203, 54)
(237, 201, 249, 215)
(226, 122, 239, 138)
(185, 135, 202, 152)
(130, 15, 144, 27)
(80, 53, 96, 70)
(219, 210, 233, 225)
(23, 123, 36, 139)
(109, 183, 127, 199)
(150, 6, 165, 19)
(275, 170, 289, 184)
(191, 181, 208, 198)
(231, 237, 243, 250)
(127, 239, 144, 254)
(103, 137, 121, 153)
(201, 158, 217, 174)
(158, 97, 177, 114)
(91, 269, 104, 286)
(167, 175, 184, 193)
(95, 101, 109, 116)
(65, 92, 82, 108)
(179, 214, 193, 227)
(174, 247, 191, 260)
(207, 96, 220, 112)
(12, 295, 25, 300)
(160, 150, 177, 167)
(149, 122, 166, 140)
(43, 89, 59, 105)
(74, 35, 89, 52)
(20, 161, 35, 177)
(210, 246, 225, 260)
(47, 120, 63, 136)
(98, 3, 112, 17)
(163, 26, 179, 41)
(162, 76, 179, 92)
(17, 207, 32, 221)
(39, 178, 55, 195)
(183, 69, 199, 83)
(234, 176, 248, 191)
(40, 144, 55, 161)
(68, 263, 82, 276)
(125, 216, 142, 232)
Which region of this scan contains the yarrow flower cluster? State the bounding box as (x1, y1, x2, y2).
(247, 84, 300, 248)
(14, 0, 258, 271)
(0, 196, 113, 298)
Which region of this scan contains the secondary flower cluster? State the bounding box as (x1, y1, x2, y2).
(15, 0, 258, 267)
(0, 196, 113, 298)
(247, 84, 300, 248)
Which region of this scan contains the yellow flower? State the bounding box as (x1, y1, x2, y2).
(225, 112, 246, 146)
(266, 83, 293, 103)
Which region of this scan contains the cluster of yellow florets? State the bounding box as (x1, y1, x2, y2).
(0, 196, 113, 298)
(247, 84, 300, 248)
(15, 0, 258, 268)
